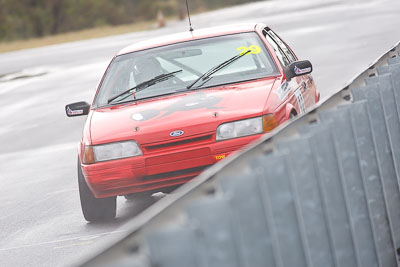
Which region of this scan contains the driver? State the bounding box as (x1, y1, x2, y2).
(133, 56, 164, 85)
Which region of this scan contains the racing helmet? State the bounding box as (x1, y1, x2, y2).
(133, 56, 164, 85)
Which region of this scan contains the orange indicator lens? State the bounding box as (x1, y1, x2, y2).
(83, 146, 95, 164)
(262, 114, 279, 132)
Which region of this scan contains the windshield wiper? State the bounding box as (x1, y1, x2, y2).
(186, 50, 251, 90)
(107, 70, 182, 104)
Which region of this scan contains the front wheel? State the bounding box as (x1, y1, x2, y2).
(78, 160, 116, 222)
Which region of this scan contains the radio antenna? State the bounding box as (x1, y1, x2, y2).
(185, 0, 194, 32)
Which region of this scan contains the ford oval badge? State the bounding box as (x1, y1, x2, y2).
(170, 130, 184, 137)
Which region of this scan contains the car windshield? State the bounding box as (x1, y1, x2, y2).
(93, 32, 279, 107)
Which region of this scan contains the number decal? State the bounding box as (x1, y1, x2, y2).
(249, 45, 261, 54)
(237, 46, 249, 55)
(237, 45, 261, 55)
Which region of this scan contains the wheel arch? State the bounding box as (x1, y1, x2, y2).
(285, 103, 297, 119)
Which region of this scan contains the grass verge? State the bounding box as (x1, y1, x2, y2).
(0, 20, 158, 54)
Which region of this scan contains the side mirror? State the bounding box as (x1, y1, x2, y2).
(65, 101, 90, 117)
(284, 60, 313, 81)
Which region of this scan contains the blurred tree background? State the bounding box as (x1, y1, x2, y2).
(0, 0, 262, 41)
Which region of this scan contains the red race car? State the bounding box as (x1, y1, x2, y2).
(66, 23, 319, 221)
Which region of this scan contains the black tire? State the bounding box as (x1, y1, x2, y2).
(290, 110, 297, 119)
(78, 160, 116, 222)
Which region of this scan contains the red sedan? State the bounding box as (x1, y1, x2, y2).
(66, 23, 319, 221)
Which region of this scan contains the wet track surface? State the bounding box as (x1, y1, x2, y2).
(1, 0, 400, 265)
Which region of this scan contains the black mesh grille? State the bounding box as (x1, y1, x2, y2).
(144, 135, 212, 151)
(141, 165, 211, 181)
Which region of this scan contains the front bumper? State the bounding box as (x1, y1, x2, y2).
(81, 133, 263, 198)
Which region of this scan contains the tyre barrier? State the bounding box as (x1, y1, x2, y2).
(80, 43, 400, 267)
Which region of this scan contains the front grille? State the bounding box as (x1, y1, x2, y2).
(141, 165, 211, 182)
(144, 134, 213, 151)
(137, 177, 196, 190)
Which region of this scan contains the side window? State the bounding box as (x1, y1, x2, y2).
(268, 30, 297, 62)
(263, 30, 290, 66)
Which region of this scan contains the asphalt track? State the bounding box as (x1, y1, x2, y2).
(1, 0, 400, 266)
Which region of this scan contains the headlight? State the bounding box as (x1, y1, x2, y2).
(83, 141, 142, 164)
(216, 117, 263, 141)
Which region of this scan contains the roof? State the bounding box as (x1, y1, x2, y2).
(117, 23, 264, 56)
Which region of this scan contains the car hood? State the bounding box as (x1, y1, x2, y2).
(90, 77, 276, 145)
